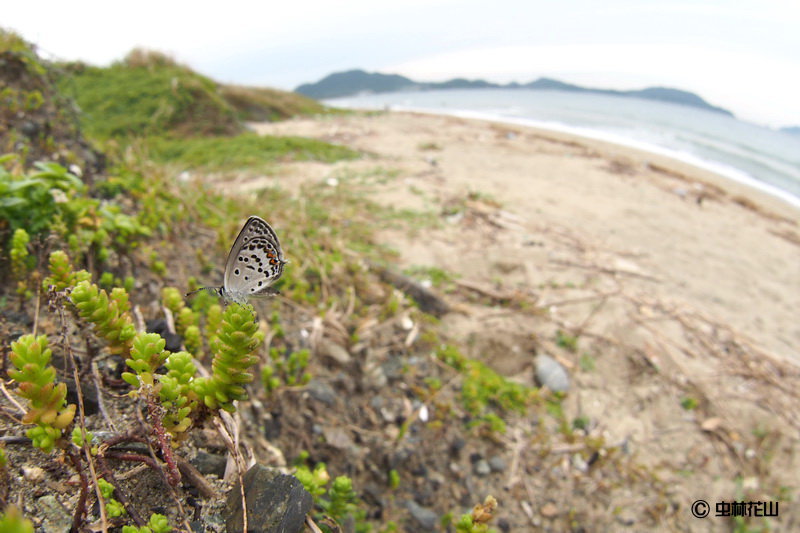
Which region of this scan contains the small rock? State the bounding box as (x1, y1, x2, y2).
(190, 451, 227, 478)
(306, 379, 336, 406)
(571, 453, 589, 473)
(147, 319, 183, 352)
(449, 438, 466, 457)
(700, 417, 722, 432)
(20, 120, 39, 138)
(225, 464, 312, 533)
(474, 459, 491, 476)
(36, 495, 72, 532)
(317, 339, 351, 365)
(406, 500, 438, 530)
(22, 466, 45, 482)
(540, 502, 558, 518)
(534, 354, 570, 392)
(488, 456, 507, 472)
(615, 508, 636, 526)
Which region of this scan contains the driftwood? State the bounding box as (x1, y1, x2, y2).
(369, 263, 450, 317)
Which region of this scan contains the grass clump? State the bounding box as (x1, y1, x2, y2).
(435, 344, 535, 426)
(144, 133, 359, 170)
(58, 49, 241, 139)
(219, 84, 329, 122)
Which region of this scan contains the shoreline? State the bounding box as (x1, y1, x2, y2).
(252, 111, 800, 363)
(326, 101, 800, 215)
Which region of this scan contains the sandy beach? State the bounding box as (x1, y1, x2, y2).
(248, 111, 800, 530)
(252, 111, 799, 360)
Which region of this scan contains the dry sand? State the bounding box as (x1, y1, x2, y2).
(248, 111, 800, 530)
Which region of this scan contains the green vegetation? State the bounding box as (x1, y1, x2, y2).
(97, 478, 127, 517)
(121, 514, 171, 533)
(436, 344, 536, 426)
(219, 84, 329, 122)
(1, 30, 558, 532)
(555, 329, 578, 352)
(296, 463, 366, 531)
(7, 335, 76, 452)
(57, 49, 241, 139)
(143, 133, 358, 170)
(0, 506, 34, 533)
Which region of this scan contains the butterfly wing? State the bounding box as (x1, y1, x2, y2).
(223, 217, 285, 301)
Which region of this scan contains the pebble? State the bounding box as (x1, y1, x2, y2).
(488, 456, 507, 472)
(190, 451, 227, 478)
(406, 500, 438, 530)
(474, 459, 491, 476)
(22, 466, 45, 482)
(534, 354, 570, 392)
(305, 379, 336, 406)
(540, 502, 559, 518)
(37, 495, 73, 532)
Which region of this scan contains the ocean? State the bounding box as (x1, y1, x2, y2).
(324, 89, 800, 209)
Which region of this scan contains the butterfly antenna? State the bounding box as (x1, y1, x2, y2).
(185, 287, 221, 298)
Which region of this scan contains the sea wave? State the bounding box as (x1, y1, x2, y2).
(326, 93, 800, 210)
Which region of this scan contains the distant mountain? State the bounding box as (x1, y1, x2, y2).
(780, 126, 800, 136)
(295, 69, 734, 116)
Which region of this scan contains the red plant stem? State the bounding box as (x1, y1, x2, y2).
(65, 448, 89, 532)
(145, 395, 181, 486)
(103, 450, 160, 470)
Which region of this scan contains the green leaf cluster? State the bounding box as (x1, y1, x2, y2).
(0, 505, 34, 533)
(122, 333, 169, 388)
(121, 513, 171, 533)
(70, 280, 136, 355)
(322, 476, 360, 522)
(296, 464, 366, 530)
(97, 478, 126, 517)
(0, 161, 85, 237)
(8, 335, 76, 452)
(192, 303, 261, 412)
(158, 351, 198, 442)
(261, 347, 311, 395)
(42, 250, 91, 292)
(10, 228, 33, 298)
(161, 287, 201, 354)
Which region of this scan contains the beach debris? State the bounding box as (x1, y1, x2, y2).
(371, 263, 450, 316)
(534, 354, 570, 392)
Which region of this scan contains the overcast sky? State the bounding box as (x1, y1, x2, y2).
(5, 1, 799, 127)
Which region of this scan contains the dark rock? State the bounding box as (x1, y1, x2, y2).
(405, 500, 438, 530)
(190, 451, 227, 478)
(20, 120, 39, 138)
(305, 379, 336, 406)
(488, 456, 507, 472)
(146, 319, 183, 352)
(65, 379, 99, 416)
(264, 412, 281, 441)
(225, 464, 312, 533)
(449, 438, 466, 457)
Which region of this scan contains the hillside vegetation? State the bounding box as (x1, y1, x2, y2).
(1, 31, 522, 532)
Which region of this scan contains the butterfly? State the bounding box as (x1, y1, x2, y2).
(188, 216, 287, 304)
